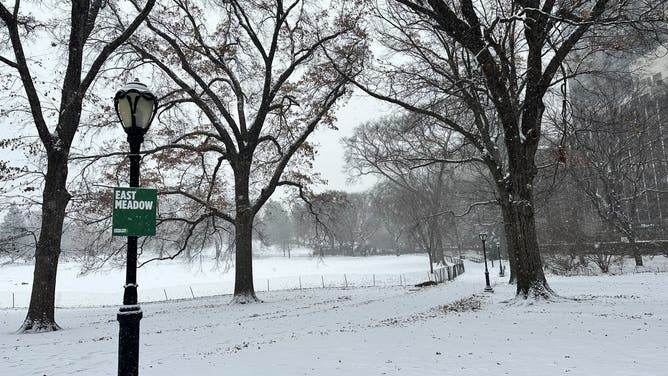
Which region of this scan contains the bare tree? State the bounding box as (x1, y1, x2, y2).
(0, 0, 156, 332)
(370, 183, 413, 253)
(292, 191, 344, 256)
(295, 191, 362, 255)
(113, 0, 367, 302)
(258, 200, 295, 257)
(345, 114, 471, 269)
(338, 192, 382, 255)
(332, 0, 666, 298)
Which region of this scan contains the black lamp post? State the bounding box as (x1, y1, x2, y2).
(496, 241, 505, 277)
(479, 232, 493, 292)
(114, 79, 157, 376)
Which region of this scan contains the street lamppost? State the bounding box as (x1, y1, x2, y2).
(496, 241, 505, 277)
(479, 232, 493, 292)
(114, 79, 158, 376)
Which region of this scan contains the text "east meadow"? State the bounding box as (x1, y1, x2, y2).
(114, 190, 154, 210)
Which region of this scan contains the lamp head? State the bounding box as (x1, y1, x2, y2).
(114, 79, 158, 134)
(479, 232, 488, 241)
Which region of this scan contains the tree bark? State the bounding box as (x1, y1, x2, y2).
(233, 211, 257, 302)
(503, 157, 551, 298)
(232, 165, 258, 303)
(19, 151, 71, 332)
(499, 203, 517, 284)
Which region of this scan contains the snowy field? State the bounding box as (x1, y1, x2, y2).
(0, 254, 436, 308)
(2, 257, 668, 375)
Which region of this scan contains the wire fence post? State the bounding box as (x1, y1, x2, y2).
(372, 274, 375, 287)
(163, 289, 168, 301)
(267, 279, 270, 292)
(344, 274, 348, 288)
(12, 292, 15, 309)
(321, 275, 325, 288)
(189, 286, 195, 299)
(299, 276, 302, 290)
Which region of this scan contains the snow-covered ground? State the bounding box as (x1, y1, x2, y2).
(2, 257, 668, 375)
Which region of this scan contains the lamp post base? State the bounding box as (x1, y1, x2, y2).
(484, 271, 493, 293)
(118, 305, 143, 376)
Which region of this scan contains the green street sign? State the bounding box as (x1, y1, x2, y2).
(112, 187, 157, 237)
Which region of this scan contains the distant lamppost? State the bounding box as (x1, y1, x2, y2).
(479, 232, 493, 292)
(114, 79, 158, 376)
(496, 241, 505, 277)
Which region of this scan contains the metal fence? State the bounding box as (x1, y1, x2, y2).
(432, 259, 465, 283)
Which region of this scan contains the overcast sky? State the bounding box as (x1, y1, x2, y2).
(309, 91, 396, 193)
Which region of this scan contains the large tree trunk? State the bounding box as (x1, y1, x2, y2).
(233, 211, 257, 302)
(505, 159, 552, 299)
(19, 151, 71, 332)
(499, 201, 517, 284)
(232, 166, 258, 303)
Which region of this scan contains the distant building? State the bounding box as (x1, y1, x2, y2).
(627, 72, 668, 238)
(543, 50, 668, 242)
